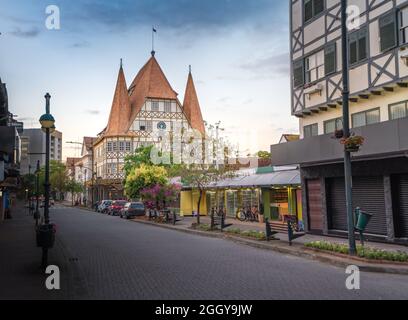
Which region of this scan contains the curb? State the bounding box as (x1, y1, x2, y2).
(130, 219, 408, 276)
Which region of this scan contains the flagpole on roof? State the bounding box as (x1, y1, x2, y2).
(152, 26, 157, 56)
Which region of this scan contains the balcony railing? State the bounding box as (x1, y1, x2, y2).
(271, 117, 408, 166)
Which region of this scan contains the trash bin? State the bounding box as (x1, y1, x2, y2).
(36, 224, 56, 249)
(355, 210, 373, 232)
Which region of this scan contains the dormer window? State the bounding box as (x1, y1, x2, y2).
(151, 101, 159, 112)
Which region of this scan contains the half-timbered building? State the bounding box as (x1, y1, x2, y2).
(94, 53, 205, 200)
(271, 0, 408, 243)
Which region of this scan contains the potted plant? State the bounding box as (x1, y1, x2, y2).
(340, 135, 365, 153)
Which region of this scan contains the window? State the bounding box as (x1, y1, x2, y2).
(164, 101, 172, 113)
(352, 108, 380, 128)
(304, 0, 325, 23)
(400, 7, 408, 44)
(389, 101, 408, 120)
(304, 123, 319, 138)
(119, 141, 125, 152)
(324, 43, 337, 75)
(112, 141, 117, 152)
(293, 60, 304, 87)
(125, 141, 132, 152)
(324, 118, 343, 134)
(305, 50, 325, 83)
(140, 120, 153, 132)
(151, 101, 159, 112)
(107, 142, 113, 152)
(380, 12, 397, 52)
(349, 27, 367, 65)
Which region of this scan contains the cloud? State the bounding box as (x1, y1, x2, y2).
(70, 41, 91, 48)
(63, 0, 286, 34)
(239, 52, 290, 78)
(9, 27, 40, 38)
(86, 109, 101, 115)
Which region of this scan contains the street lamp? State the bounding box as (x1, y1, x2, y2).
(341, 0, 357, 255)
(37, 93, 56, 268)
(34, 160, 40, 226)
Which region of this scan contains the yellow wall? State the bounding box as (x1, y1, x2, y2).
(180, 190, 207, 217)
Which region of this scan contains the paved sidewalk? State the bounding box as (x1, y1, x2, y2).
(178, 216, 408, 254)
(0, 202, 69, 300)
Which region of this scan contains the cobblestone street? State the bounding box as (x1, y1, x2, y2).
(32, 205, 408, 300)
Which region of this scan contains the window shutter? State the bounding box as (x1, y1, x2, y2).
(358, 28, 367, 61)
(325, 43, 336, 75)
(349, 33, 358, 65)
(305, 0, 313, 22)
(293, 60, 304, 88)
(380, 13, 397, 52)
(314, 0, 325, 16)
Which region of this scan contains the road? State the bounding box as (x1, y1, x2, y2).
(50, 205, 408, 300)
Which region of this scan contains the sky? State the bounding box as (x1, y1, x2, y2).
(0, 0, 298, 159)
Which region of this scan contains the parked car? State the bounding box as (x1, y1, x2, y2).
(120, 202, 146, 219)
(108, 200, 128, 216)
(98, 200, 112, 214)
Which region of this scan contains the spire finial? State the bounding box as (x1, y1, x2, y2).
(151, 26, 157, 57)
(189, 65, 192, 74)
(120, 58, 123, 68)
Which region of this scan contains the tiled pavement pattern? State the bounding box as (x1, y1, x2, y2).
(0, 204, 68, 300)
(46, 206, 408, 300)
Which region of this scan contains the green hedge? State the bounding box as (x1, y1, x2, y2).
(305, 241, 408, 263)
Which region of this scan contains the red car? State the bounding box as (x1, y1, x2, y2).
(108, 200, 128, 216)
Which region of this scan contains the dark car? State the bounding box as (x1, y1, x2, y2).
(108, 200, 128, 216)
(120, 202, 145, 219)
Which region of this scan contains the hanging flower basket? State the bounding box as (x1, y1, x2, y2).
(340, 135, 365, 153)
(334, 129, 344, 139)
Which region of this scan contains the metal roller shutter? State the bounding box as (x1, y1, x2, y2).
(307, 179, 323, 232)
(327, 176, 387, 236)
(395, 175, 408, 238)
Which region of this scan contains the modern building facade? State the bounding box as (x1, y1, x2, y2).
(271, 0, 408, 242)
(94, 53, 206, 200)
(20, 128, 63, 174)
(0, 78, 21, 221)
(74, 137, 96, 206)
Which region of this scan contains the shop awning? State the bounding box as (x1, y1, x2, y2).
(210, 169, 300, 189)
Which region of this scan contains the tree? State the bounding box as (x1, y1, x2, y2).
(257, 151, 271, 159)
(37, 160, 69, 199)
(124, 146, 155, 177)
(65, 180, 84, 206)
(140, 183, 181, 210)
(124, 164, 168, 200)
(178, 164, 235, 225)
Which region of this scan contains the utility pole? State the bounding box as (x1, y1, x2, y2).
(341, 0, 357, 255)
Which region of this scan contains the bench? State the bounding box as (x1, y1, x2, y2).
(265, 216, 305, 246)
(164, 210, 181, 226)
(148, 209, 180, 225)
(210, 212, 226, 232)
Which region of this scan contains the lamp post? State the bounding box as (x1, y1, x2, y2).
(34, 160, 40, 226)
(38, 93, 56, 268)
(341, 0, 357, 255)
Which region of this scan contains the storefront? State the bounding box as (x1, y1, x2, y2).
(180, 168, 302, 223)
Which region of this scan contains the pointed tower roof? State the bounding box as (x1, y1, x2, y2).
(105, 62, 132, 136)
(127, 54, 178, 129)
(183, 67, 205, 135)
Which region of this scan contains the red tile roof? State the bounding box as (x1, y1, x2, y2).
(105, 65, 131, 136)
(127, 55, 178, 131)
(183, 71, 205, 135)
